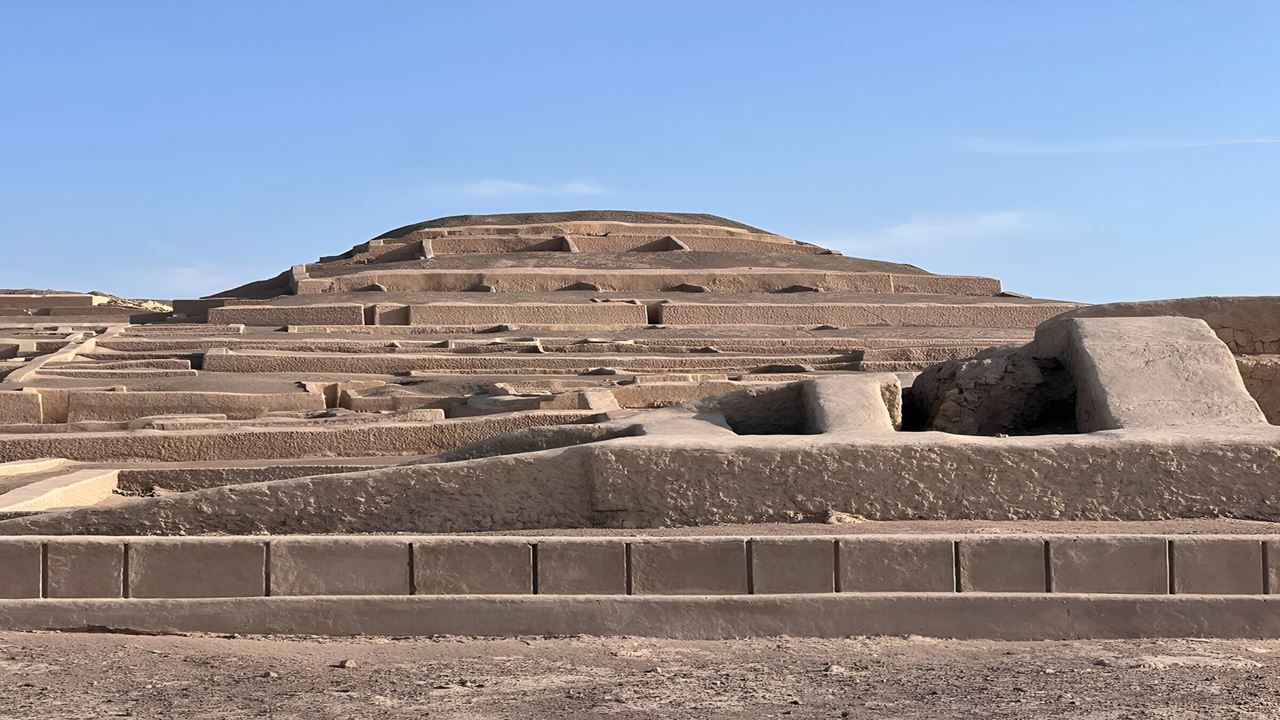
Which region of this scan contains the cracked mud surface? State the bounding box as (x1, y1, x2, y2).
(1, 631, 1278, 718)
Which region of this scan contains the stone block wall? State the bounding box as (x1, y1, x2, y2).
(2, 534, 1276, 599)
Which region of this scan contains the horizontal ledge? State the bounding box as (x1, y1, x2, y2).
(2, 594, 1279, 640)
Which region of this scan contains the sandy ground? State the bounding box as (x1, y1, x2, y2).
(1, 632, 1278, 719)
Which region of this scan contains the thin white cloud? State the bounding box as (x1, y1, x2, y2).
(130, 262, 240, 299)
(841, 211, 1036, 252)
(961, 137, 1280, 155)
(459, 178, 609, 197)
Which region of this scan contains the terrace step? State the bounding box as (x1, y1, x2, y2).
(0, 468, 119, 512)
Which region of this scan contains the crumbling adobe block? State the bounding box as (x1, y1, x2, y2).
(1035, 316, 1267, 431)
(0, 390, 42, 424)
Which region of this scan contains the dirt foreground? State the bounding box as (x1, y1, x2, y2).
(0, 631, 1278, 719)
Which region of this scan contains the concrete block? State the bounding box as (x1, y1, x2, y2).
(270, 538, 410, 596)
(536, 540, 626, 595)
(631, 539, 747, 595)
(751, 538, 835, 594)
(1050, 537, 1167, 594)
(129, 539, 266, 598)
(46, 539, 123, 598)
(414, 540, 532, 595)
(1172, 538, 1263, 595)
(840, 538, 955, 592)
(959, 537, 1045, 592)
(0, 540, 40, 599)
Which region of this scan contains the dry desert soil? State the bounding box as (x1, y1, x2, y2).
(1, 631, 1278, 719)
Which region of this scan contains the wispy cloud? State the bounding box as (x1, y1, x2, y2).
(458, 178, 609, 197)
(129, 261, 240, 299)
(961, 137, 1280, 155)
(840, 210, 1036, 252)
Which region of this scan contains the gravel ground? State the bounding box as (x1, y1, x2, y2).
(1, 631, 1278, 719)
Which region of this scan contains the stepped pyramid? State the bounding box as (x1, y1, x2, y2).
(1, 211, 1279, 640)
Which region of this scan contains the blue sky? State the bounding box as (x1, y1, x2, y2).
(1, 1, 1277, 303)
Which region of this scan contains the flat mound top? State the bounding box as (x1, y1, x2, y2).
(375, 211, 770, 239)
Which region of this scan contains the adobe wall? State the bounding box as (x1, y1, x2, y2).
(64, 390, 327, 422)
(658, 302, 1078, 328)
(0, 391, 42, 424)
(2, 534, 1280, 638)
(208, 304, 366, 326)
(7, 427, 1280, 536)
(408, 303, 648, 326)
(0, 411, 597, 463)
(200, 348, 840, 374)
(1063, 297, 1280, 355)
(1239, 356, 1280, 424)
(0, 533, 1273, 599)
(0, 295, 100, 310)
(299, 269, 1004, 296)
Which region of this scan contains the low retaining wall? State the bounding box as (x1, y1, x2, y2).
(8, 428, 1280, 535)
(0, 534, 1273, 600)
(208, 304, 365, 326)
(0, 411, 598, 463)
(408, 303, 648, 326)
(1, 534, 1279, 638)
(299, 270, 1003, 296)
(201, 349, 841, 375)
(64, 390, 326, 422)
(0, 295, 99, 310)
(658, 303, 1077, 328)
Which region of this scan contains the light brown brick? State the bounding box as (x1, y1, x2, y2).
(536, 540, 626, 595)
(630, 539, 747, 595)
(129, 539, 265, 598)
(959, 538, 1045, 593)
(414, 540, 532, 595)
(1050, 537, 1167, 594)
(840, 538, 955, 592)
(47, 539, 123, 598)
(751, 538, 835, 594)
(270, 538, 410, 596)
(1172, 538, 1263, 595)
